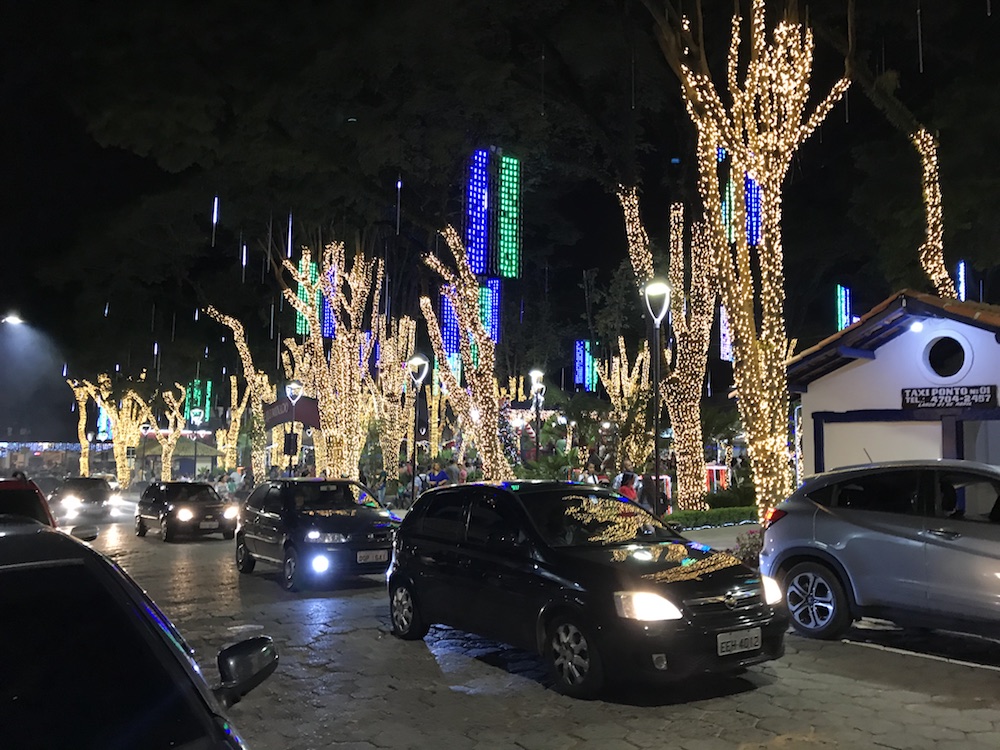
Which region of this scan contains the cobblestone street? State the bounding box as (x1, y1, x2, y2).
(92, 522, 1000, 750)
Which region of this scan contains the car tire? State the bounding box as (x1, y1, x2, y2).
(546, 614, 605, 699)
(162, 519, 174, 543)
(135, 516, 147, 537)
(389, 581, 430, 640)
(281, 545, 303, 592)
(235, 534, 256, 574)
(784, 561, 852, 639)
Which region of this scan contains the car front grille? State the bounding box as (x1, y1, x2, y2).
(683, 587, 762, 616)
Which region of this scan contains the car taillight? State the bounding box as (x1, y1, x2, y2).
(762, 508, 787, 529)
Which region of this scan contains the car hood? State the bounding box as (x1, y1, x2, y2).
(552, 539, 756, 596)
(294, 507, 396, 533)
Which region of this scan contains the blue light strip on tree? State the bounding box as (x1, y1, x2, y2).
(575, 340, 586, 387)
(441, 287, 461, 376)
(478, 278, 501, 343)
(745, 175, 762, 246)
(466, 150, 490, 275)
(322, 268, 336, 339)
(719, 305, 734, 362)
(957, 261, 967, 301)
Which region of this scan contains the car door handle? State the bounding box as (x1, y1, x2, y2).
(924, 528, 962, 540)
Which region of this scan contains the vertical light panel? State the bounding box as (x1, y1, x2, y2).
(322, 267, 337, 339)
(185, 379, 205, 421)
(465, 149, 489, 275)
(745, 175, 762, 246)
(96, 405, 113, 440)
(719, 305, 734, 362)
(585, 340, 598, 392)
(957, 261, 967, 301)
(575, 340, 586, 388)
(478, 278, 501, 343)
(296, 260, 319, 335)
(441, 288, 461, 377)
(497, 154, 521, 278)
(836, 284, 852, 331)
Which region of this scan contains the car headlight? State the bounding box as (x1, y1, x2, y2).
(306, 530, 348, 544)
(762, 575, 783, 605)
(311, 555, 331, 573)
(613, 591, 683, 621)
(223, 506, 239, 520)
(62, 496, 82, 509)
(109, 493, 124, 505)
(176, 508, 195, 522)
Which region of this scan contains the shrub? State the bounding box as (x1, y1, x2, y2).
(705, 483, 756, 509)
(725, 528, 763, 568)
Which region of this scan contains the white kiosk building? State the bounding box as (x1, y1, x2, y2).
(788, 290, 1000, 476)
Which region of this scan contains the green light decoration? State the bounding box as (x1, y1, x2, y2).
(497, 154, 521, 279)
(184, 379, 212, 421)
(295, 258, 320, 335)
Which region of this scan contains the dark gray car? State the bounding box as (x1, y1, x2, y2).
(760, 459, 1000, 639)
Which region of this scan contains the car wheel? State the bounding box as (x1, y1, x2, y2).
(235, 535, 256, 574)
(161, 518, 174, 543)
(546, 614, 605, 699)
(784, 562, 852, 639)
(135, 516, 147, 537)
(389, 581, 429, 640)
(282, 546, 303, 592)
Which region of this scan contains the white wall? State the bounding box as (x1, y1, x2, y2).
(800, 317, 1000, 475)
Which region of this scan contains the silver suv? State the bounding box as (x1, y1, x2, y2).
(760, 459, 1000, 639)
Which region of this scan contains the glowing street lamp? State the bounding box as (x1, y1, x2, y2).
(2, 313, 24, 325)
(529, 369, 545, 462)
(407, 355, 429, 506)
(643, 280, 671, 515)
(285, 380, 304, 477)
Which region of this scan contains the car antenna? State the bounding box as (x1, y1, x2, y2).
(863, 448, 874, 464)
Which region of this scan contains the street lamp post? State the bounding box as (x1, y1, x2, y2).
(407, 355, 429, 508)
(139, 423, 151, 482)
(285, 380, 304, 477)
(529, 369, 545, 462)
(643, 280, 671, 516)
(190, 408, 204, 480)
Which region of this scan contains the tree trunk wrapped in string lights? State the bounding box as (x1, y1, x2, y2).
(643, 0, 850, 516)
(279, 339, 318, 473)
(83, 373, 148, 490)
(139, 385, 186, 482)
(205, 306, 274, 482)
(617, 188, 715, 510)
(595, 336, 653, 473)
(218, 375, 251, 471)
(369, 315, 416, 482)
(67, 380, 93, 477)
(280, 241, 382, 480)
(420, 226, 513, 481)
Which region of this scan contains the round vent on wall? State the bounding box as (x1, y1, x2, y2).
(921, 331, 972, 383)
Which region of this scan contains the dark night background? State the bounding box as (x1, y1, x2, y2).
(2, 1, 998, 440)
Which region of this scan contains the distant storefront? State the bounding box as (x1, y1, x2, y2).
(788, 290, 1000, 476)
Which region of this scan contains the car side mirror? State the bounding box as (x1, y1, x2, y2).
(213, 636, 278, 708)
(69, 525, 99, 542)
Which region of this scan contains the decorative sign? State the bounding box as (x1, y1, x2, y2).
(902, 385, 997, 409)
(263, 396, 322, 431)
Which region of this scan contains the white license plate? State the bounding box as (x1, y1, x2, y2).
(717, 627, 762, 656)
(357, 550, 388, 564)
(199, 521, 219, 529)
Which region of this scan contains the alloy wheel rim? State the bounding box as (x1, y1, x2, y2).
(787, 571, 836, 630)
(551, 623, 590, 685)
(392, 587, 413, 632)
(236, 543, 246, 564)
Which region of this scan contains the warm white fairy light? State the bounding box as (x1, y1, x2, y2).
(138, 384, 186, 482)
(219, 375, 251, 470)
(644, 0, 849, 517)
(420, 225, 513, 481)
(205, 306, 274, 482)
(616, 186, 654, 285)
(76, 372, 150, 489)
(912, 127, 957, 298)
(370, 316, 416, 482)
(595, 337, 653, 471)
(67, 380, 93, 476)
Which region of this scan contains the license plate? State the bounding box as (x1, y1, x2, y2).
(357, 550, 388, 564)
(717, 627, 761, 656)
(199, 521, 219, 529)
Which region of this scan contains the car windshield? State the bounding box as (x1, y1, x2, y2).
(520, 488, 682, 548)
(287, 482, 380, 514)
(0, 561, 215, 748)
(0, 490, 48, 524)
(163, 485, 223, 504)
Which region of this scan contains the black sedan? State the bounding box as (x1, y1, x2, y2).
(48, 476, 118, 521)
(388, 481, 787, 698)
(136, 482, 239, 542)
(235, 478, 398, 591)
(0, 516, 277, 748)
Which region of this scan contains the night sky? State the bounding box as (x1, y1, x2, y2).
(2, 1, 997, 440)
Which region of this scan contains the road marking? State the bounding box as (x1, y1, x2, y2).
(843, 639, 1000, 672)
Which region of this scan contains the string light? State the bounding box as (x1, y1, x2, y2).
(370, 316, 416, 483)
(466, 150, 490, 275)
(595, 337, 653, 471)
(76, 372, 149, 488)
(912, 127, 957, 298)
(138, 384, 186, 482)
(420, 225, 513, 481)
(616, 186, 654, 284)
(67, 380, 94, 477)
